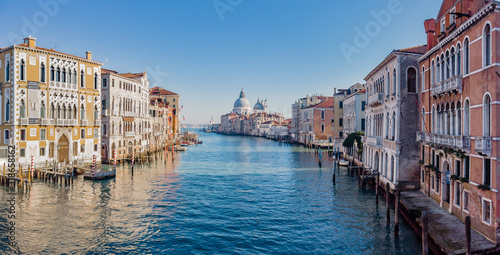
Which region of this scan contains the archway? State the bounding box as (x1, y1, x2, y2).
(57, 134, 69, 163)
(374, 152, 379, 171)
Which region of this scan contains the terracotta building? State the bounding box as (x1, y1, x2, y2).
(417, 0, 500, 243)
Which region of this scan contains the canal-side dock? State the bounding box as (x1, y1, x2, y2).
(399, 191, 499, 255)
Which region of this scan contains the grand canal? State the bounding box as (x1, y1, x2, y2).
(1, 133, 421, 254)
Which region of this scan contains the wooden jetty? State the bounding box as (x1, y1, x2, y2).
(83, 171, 116, 180)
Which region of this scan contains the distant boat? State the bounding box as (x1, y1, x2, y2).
(175, 145, 187, 151)
(339, 159, 349, 166)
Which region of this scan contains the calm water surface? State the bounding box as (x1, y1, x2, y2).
(0, 133, 421, 254)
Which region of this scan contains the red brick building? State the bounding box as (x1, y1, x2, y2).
(417, 0, 500, 242)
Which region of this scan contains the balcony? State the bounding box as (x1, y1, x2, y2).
(41, 118, 50, 126)
(366, 136, 382, 148)
(125, 132, 135, 137)
(95, 120, 101, 126)
(475, 137, 492, 156)
(81, 120, 88, 126)
(69, 119, 77, 126)
(431, 75, 462, 97)
(57, 119, 65, 126)
(20, 118, 28, 126)
(418, 132, 470, 151)
(49, 119, 55, 125)
(368, 93, 384, 107)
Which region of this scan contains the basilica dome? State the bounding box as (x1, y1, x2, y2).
(233, 89, 252, 115)
(253, 99, 264, 112)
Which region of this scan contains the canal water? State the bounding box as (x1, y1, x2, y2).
(0, 133, 421, 254)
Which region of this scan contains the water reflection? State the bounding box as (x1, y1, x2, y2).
(0, 133, 420, 254)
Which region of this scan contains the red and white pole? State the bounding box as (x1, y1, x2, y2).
(92, 155, 96, 175)
(132, 150, 135, 166)
(31, 155, 34, 179)
(113, 150, 117, 172)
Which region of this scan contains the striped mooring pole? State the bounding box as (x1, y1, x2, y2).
(31, 155, 34, 180)
(113, 150, 117, 172)
(131, 150, 135, 171)
(92, 155, 96, 176)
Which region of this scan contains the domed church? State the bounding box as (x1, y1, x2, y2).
(253, 98, 268, 113)
(233, 89, 252, 115)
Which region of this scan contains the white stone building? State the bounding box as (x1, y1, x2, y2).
(363, 46, 426, 190)
(100, 69, 150, 161)
(343, 88, 366, 137)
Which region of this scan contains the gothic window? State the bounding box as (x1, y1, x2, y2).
(20, 59, 26, 81)
(483, 94, 491, 136)
(407, 67, 417, 93)
(484, 24, 492, 67)
(40, 63, 46, 83)
(464, 38, 470, 74)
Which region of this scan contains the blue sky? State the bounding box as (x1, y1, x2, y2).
(0, 0, 442, 124)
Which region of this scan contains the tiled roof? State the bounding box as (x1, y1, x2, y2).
(304, 98, 334, 109)
(150, 86, 178, 96)
(119, 72, 145, 79)
(395, 45, 427, 54)
(101, 68, 118, 74)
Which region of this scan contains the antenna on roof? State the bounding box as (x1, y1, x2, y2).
(54, 42, 57, 51)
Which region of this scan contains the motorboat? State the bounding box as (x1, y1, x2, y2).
(338, 159, 349, 166)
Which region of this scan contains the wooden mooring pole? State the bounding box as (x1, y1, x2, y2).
(386, 183, 390, 221)
(375, 172, 379, 204)
(422, 211, 428, 255)
(465, 216, 471, 255)
(394, 189, 400, 236)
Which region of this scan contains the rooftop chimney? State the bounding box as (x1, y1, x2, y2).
(86, 51, 92, 60)
(424, 19, 436, 51)
(24, 36, 36, 48)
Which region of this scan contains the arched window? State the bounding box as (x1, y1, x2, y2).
(457, 44, 461, 76)
(321, 110, 324, 120)
(40, 63, 46, 83)
(73, 70, 77, 84)
(464, 39, 470, 74)
(5, 100, 10, 122)
(386, 72, 390, 97)
(68, 70, 72, 84)
(94, 73, 98, 90)
(62, 68, 66, 83)
(321, 123, 325, 132)
(407, 67, 417, 93)
(483, 94, 491, 136)
(20, 100, 25, 118)
(5, 61, 10, 82)
(103, 124, 107, 135)
(57, 104, 61, 119)
(392, 112, 396, 140)
(432, 106, 436, 133)
(436, 57, 440, 83)
(73, 106, 77, 119)
(392, 68, 396, 96)
(62, 105, 66, 119)
(421, 66, 425, 91)
(40, 101, 46, 119)
(451, 48, 456, 76)
(94, 106, 98, 121)
(50, 103, 55, 119)
(440, 54, 445, 81)
(50, 66, 54, 81)
(102, 95, 107, 111)
(445, 51, 450, 79)
(431, 60, 435, 85)
(20, 59, 25, 81)
(80, 70, 85, 88)
(56, 67, 61, 82)
(81, 104, 85, 120)
(484, 24, 491, 67)
(421, 107, 426, 132)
